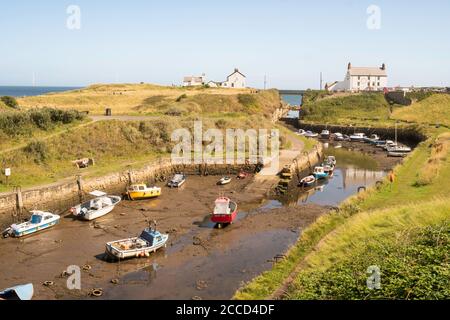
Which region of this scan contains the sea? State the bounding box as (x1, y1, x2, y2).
(0, 86, 81, 97)
(281, 94, 302, 118)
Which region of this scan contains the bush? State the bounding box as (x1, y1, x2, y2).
(165, 105, 187, 116)
(0, 96, 19, 109)
(25, 140, 49, 164)
(176, 94, 188, 102)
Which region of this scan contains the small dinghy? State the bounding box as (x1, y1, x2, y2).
(211, 197, 238, 228)
(299, 175, 316, 188)
(105, 222, 168, 260)
(71, 191, 121, 221)
(0, 283, 34, 300)
(313, 166, 329, 180)
(217, 176, 232, 185)
(333, 132, 345, 141)
(3, 211, 60, 238)
(387, 145, 412, 153)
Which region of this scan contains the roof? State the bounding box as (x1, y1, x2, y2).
(348, 67, 387, 77)
(183, 76, 204, 83)
(227, 68, 246, 79)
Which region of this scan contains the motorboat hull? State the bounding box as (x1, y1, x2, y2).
(105, 235, 168, 260)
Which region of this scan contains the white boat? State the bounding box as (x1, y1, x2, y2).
(298, 175, 316, 188)
(333, 133, 345, 141)
(326, 156, 337, 166)
(167, 174, 186, 188)
(296, 129, 307, 136)
(387, 151, 408, 158)
(0, 283, 34, 300)
(3, 211, 60, 238)
(320, 130, 330, 139)
(364, 134, 380, 144)
(304, 131, 319, 138)
(387, 145, 412, 153)
(71, 191, 121, 221)
(217, 176, 232, 185)
(349, 133, 366, 142)
(105, 226, 169, 260)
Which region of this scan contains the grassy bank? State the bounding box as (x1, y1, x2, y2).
(17, 83, 276, 116)
(235, 92, 450, 300)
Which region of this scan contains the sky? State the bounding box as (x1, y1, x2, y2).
(0, 0, 449, 89)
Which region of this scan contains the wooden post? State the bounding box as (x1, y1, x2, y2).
(127, 171, 133, 186)
(76, 175, 83, 203)
(16, 187, 23, 220)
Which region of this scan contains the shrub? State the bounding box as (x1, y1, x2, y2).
(176, 94, 188, 102)
(165, 105, 187, 116)
(24, 140, 49, 164)
(0, 96, 19, 109)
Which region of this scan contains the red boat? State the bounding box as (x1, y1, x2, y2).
(237, 171, 248, 180)
(210, 197, 238, 228)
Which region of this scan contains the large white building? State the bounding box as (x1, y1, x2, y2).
(207, 68, 246, 89)
(326, 63, 388, 92)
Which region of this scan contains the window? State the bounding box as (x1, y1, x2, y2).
(358, 76, 360, 80)
(377, 82, 380, 86)
(139, 186, 145, 191)
(378, 77, 380, 80)
(358, 82, 360, 86)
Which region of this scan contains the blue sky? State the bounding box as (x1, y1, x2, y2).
(0, 0, 449, 88)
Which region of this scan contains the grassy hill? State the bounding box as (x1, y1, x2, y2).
(17, 83, 274, 116)
(392, 94, 450, 127)
(301, 92, 394, 126)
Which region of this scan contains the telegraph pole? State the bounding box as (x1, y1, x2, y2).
(264, 75, 267, 90)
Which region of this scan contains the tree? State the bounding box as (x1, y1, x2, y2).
(1, 96, 19, 109)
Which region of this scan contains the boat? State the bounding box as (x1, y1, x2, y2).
(217, 176, 232, 185)
(167, 173, 186, 188)
(320, 130, 330, 139)
(71, 191, 121, 221)
(296, 129, 307, 136)
(325, 156, 337, 166)
(376, 140, 395, 149)
(333, 132, 345, 141)
(387, 151, 408, 158)
(387, 145, 412, 153)
(304, 131, 319, 138)
(105, 223, 169, 260)
(3, 211, 60, 238)
(383, 141, 398, 151)
(127, 184, 161, 201)
(349, 133, 366, 142)
(323, 164, 335, 176)
(298, 175, 316, 188)
(312, 166, 329, 180)
(237, 171, 249, 180)
(210, 197, 238, 228)
(0, 283, 34, 300)
(364, 134, 380, 144)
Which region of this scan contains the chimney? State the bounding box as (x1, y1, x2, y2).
(348, 62, 352, 70)
(381, 63, 386, 70)
(234, 68, 239, 72)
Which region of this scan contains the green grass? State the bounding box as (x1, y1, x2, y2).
(392, 94, 450, 128)
(302, 92, 394, 126)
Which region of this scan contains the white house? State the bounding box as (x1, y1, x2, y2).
(207, 69, 247, 89)
(183, 74, 206, 87)
(327, 63, 388, 92)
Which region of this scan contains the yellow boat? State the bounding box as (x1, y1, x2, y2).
(127, 184, 161, 201)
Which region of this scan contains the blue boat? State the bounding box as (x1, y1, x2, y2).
(3, 211, 60, 238)
(312, 166, 329, 180)
(0, 283, 34, 300)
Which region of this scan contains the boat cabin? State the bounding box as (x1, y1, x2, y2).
(214, 198, 232, 215)
(139, 229, 163, 246)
